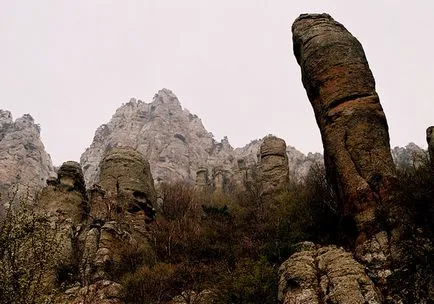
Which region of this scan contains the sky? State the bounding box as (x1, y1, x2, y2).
(1, 1, 433, 165)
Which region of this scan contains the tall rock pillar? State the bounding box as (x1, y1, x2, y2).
(259, 136, 290, 199)
(292, 14, 397, 237)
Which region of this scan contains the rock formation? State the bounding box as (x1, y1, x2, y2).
(427, 126, 434, 169)
(40, 161, 88, 222)
(80, 89, 222, 187)
(82, 147, 156, 283)
(34, 149, 156, 302)
(37, 161, 89, 289)
(391, 142, 427, 169)
(98, 147, 156, 212)
(278, 242, 382, 304)
(291, 13, 434, 303)
(258, 136, 290, 198)
(80, 89, 323, 192)
(0, 110, 55, 212)
(195, 167, 209, 191)
(292, 13, 397, 238)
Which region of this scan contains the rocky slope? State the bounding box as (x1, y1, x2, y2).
(0, 110, 55, 212)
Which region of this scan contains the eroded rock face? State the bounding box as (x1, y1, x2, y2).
(37, 161, 89, 289)
(81, 147, 156, 283)
(40, 161, 88, 223)
(87, 147, 156, 222)
(278, 242, 382, 304)
(80, 89, 323, 191)
(59, 280, 124, 304)
(292, 13, 396, 236)
(259, 136, 290, 198)
(427, 126, 434, 169)
(0, 110, 55, 212)
(391, 142, 427, 170)
(99, 147, 156, 206)
(80, 89, 221, 187)
(291, 13, 434, 302)
(195, 167, 209, 191)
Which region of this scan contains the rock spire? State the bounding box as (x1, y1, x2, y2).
(292, 13, 397, 236)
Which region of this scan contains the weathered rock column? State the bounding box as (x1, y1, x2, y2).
(292, 13, 397, 237)
(259, 136, 290, 199)
(427, 126, 434, 170)
(195, 167, 209, 191)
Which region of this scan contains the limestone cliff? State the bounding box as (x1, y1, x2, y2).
(0, 110, 55, 211)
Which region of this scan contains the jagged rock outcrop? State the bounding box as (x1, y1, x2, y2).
(259, 136, 290, 198)
(0, 110, 55, 212)
(82, 147, 156, 283)
(171, 290, 215, 304)
(391, 142, 427, 169)
(278, 242, 382, 304)
(59, 280, 124, 304)
(293, 13, 397, 236)
(40, 161, 88, 222)
(37, 161, 89, 288)
(427, 126, 434, 169)
(81, 89, 223, 187)
(80, 89, 323, 192)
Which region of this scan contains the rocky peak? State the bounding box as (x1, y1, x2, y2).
(80, 89, 217, 187)
(0, 110, 55, 211)
(391, 142, 427, 169)
(0, 109, 13, 124)
(81, 90, 326, 194)
(152, 88, 182, 107)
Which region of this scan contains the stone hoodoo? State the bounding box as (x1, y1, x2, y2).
(37, 161, 89, 289)
(427, 126, 434, 169)
(292, 14, 397, 235)
(96, 146, 157, 220)
(79, 147, 157, 294)
(259, 136, 290, 198)
(195, 167, 209, 191)
(40, 161, 88, 223)
(57, 161, 87, 195)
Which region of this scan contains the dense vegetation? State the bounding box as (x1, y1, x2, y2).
(119, 163, 346, 303)
(0, 157, 432, 303)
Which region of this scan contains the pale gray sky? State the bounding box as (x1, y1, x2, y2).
(1, 1, 433, 165)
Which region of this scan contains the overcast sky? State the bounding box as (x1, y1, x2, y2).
(1, 1, 433, 165)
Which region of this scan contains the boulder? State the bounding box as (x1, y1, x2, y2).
(278, 242, 382, 304)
